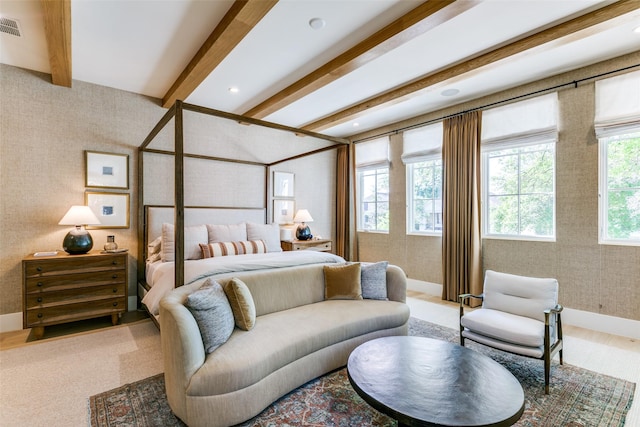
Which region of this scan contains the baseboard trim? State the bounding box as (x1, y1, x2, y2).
(406, 279, 640, 340)
(0, 312, 23, 333)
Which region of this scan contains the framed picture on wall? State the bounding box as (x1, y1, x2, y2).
(273, 171, 294, 198)
(85, 151, 129, 189)
(273, 199, 295, 224)
(85, 191, 130, 228)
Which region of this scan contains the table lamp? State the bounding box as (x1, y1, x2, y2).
(294, 209, 313, 241)
(58, 205, 101, 254)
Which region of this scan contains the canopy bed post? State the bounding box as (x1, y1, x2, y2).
(174, 100, 185, 288)
(137, 104, 177, 282)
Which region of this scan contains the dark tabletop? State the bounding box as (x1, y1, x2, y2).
(347, 336, 524, 427)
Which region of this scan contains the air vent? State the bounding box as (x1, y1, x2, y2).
(0, 17, 22, 37)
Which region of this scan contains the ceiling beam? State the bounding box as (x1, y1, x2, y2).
(162, 0, 278, 108)
(41, 0, 72, 88)
(302, 0, 640, 133)
(243, 0, 481, 119)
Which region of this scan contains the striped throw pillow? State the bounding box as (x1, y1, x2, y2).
(199, 240, 267, 258)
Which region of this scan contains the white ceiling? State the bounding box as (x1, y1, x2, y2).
(1, 0, 639, 138)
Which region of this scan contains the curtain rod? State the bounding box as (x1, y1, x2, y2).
(352, 63, 640, 144)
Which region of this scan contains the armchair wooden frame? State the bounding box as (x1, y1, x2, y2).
(459, 293, 564, 394)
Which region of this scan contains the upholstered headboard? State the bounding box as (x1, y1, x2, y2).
(144, 205, 266, 255)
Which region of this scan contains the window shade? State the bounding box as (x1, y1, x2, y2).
(595, 69, 640, 138)
(355, 137, 389, 169)
(482, 93, 558, 146)
(401, 122, 443, 163)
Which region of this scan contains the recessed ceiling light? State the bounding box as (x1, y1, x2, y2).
(309, 18, 325, 30)
(352, 122, 360, 127)
(441, 88, 460, 97)
(634, 25, 640, 33)
(228, 87, 239, 94)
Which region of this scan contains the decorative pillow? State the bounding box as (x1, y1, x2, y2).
(207, 223, 247, 243)
(185, 279, 235, 353)
(161, 223, 208, 262)
(148, 236, 162, 255)
(199, 240, 267, 258)
(222, 278, 256, 331)
(361, 261, 389, 300)
(324, 263, 362, 300)
(246, 222, 282, 253)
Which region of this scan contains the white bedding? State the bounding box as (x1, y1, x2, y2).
(142, 251, 345, 315)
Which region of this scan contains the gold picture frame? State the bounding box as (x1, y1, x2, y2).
(85, 151, 129, 189)
(85, 191, 130, 229)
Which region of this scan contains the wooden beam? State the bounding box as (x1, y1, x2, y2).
(302, 0, 640, 133)
(243, 0, 480, 119)
(41, 0, 72, 87)
(162, 0, 278, 108)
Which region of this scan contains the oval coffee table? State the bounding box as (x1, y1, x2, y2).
(347, 336, 524, 427)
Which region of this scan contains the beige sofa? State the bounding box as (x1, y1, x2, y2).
(159, 262, 410, 427)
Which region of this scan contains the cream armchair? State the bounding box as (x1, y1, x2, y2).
(459, 270, 563, 394)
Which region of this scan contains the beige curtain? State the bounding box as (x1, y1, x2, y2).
(336, 145, 349, 259)
(441, 111, 483, 306)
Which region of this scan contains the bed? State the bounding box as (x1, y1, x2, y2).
(136, 102, 351, 326)
(139, 205, 345, 322)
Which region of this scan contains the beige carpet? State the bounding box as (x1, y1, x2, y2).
(0, 320, 162, 427)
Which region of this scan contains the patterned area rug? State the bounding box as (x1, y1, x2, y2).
(88, 318, 635, 427)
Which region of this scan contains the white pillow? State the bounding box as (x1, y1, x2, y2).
(207, 223, 247, 243)
(246, 223, 282, 253)
(161, 223, 208, 262)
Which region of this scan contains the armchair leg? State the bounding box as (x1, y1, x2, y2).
(544, 353, 551, 395)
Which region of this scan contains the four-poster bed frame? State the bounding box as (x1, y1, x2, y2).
(136, 100, 349, 303)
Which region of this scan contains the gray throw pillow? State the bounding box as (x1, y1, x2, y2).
(185, 279, 235, 353)
(361, 261, 389, 300)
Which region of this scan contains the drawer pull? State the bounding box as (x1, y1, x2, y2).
(37, 313, 43, 318)
(112, 274, 118, 279)
(37, 282, 43, 287)
(37, 297, 43, 303)
(112, 261, 118, 265)
(36, 267, 43, 272)
(113, 288, 118, 293)
(113, 302, 118, 307)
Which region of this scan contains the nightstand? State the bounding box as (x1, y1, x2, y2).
(22, 251, 128, 339)
(281, 239, 332, 253)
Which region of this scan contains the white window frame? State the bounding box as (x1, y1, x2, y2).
(598, 130, 640, 246)
(356, 166, 390, 233)
(406, 156, 442, 235)
(355, 137, 390, 233)
(481, 140, 557, 241)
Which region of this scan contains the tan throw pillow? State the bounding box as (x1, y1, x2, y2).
(324, 263, 363, 300)
(222, 278, 256, 331)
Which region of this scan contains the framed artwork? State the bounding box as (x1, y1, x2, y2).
(273, 171, 294, 198)
(85, 151, 129, 189)
(273, 199, 295, 224)
(85, 191, 130, 229)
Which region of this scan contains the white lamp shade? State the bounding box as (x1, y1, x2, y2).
(293, 209, 313, 223)
(58, 205, 101, 226)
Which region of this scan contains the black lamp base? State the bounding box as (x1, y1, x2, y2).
(63, 229, 94, 254)
(296, 224, 313, 241)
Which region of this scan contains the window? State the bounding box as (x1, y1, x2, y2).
(599, 131, 640, 243)
(407, 159, 442, 233)
(358, 168, 389, 231)
(356, 137, 390, 232)
(483, 142, 555, 237)
(481, 93, 558, 240)
(402, 122, 443, 234)
(595, 70, 640, 245)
